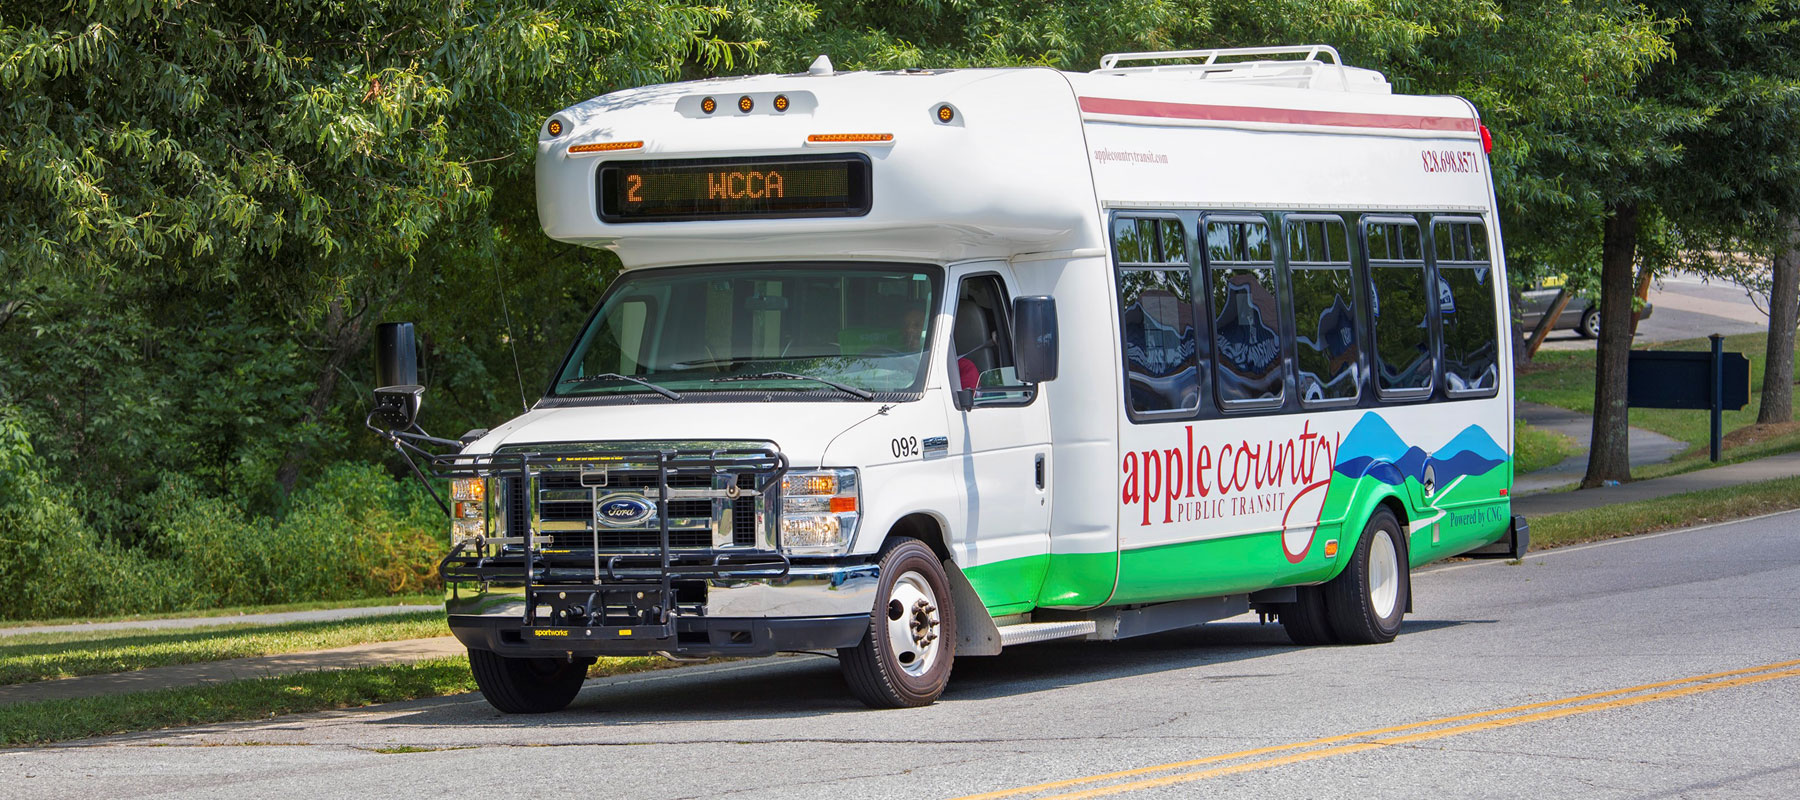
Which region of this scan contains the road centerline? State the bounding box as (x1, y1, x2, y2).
(951, 658, 1800, 800)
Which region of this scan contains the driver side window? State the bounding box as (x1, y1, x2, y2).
(952, 274, 1031, 405)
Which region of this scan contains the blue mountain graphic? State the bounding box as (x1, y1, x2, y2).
(1334, 414, 1508, 487)
(1436, 425, 1509, 463)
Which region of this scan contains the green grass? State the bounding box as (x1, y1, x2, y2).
(1528, 475, 1800, 549)
(1514, 419, 1577, 474)
(0, 612, 447, 685)
(0, 657, 478, 746)
(0, 593, 442, 630)
(1517, 331, 1800, 477)
(0, 654, 683, 746)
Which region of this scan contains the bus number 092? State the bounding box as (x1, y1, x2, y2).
(891, 436, 919, 458)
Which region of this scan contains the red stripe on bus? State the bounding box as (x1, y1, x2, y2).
(1078, 96, 1478, 133)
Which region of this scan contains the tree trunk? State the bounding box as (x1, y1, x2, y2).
(1583, 202, 1640, 488)
(1758, 212, 1800, 424)
(275, 297, 376, 495)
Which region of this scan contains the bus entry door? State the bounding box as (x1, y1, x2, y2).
(944, 265, 1052, 616)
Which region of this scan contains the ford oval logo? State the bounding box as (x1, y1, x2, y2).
(595, 495, 656, 528)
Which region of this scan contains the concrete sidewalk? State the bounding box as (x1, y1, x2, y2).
(1513, 401, 1686, 494)
(0, 636, 465, 706)
(0, 604, 441, 640)
(1513, 449, 1800, 517)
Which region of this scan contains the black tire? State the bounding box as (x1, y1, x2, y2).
(468, 648, 593, 713)
(1279, 585, 1338, 645)
(1577, 307, 1600, 339)
(1323, 507, 1409, 644)
(839, 537, 956, 708)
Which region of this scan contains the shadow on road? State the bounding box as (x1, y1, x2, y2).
(341, 618, 1482, 732)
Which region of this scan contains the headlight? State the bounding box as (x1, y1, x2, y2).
(780, 468, 858, 555)
(450, 477, 487, 544)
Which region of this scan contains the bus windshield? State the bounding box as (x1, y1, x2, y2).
(553, 264, 941, 399)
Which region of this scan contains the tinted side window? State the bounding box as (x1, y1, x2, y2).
(1205, 218, 1283, 408)
(1114, 216, 1200, 416)
(953, 274, 1031, 405)
(1434, 219, 1498, 395)
(1286, 218, 1359, 406)
(1364, 217, 1432, 396)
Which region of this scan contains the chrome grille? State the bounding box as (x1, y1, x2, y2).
(502, 465, 767, 551)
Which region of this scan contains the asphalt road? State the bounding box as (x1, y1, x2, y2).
(6, 511, 1800, 799)
(1539, 272, 1771, 351)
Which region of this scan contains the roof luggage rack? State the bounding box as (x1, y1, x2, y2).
(1094, 45, 1390, 94)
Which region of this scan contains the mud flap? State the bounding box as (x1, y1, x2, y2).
(945, 560, 1002, 656)
(1466, 515, 1530, 560)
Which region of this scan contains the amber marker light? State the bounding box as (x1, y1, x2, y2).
(805, 133, 895, 144)
(738, 95, 754, 113)
(936, 105, 954, 123)
(1324, 540, 1340, 558)
(700, 96, 717, 114)
(829, 496, 857, 513)
(546, 119, 564, 136)
(567, 140, 644, 154)
(773, 94, 790, 112)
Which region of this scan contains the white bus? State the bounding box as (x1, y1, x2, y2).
(375, 46, 1526, 712)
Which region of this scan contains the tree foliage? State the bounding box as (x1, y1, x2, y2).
(1, 0, 1793, 613)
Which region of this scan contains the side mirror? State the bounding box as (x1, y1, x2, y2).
(373, 322, 424, 429)
(1012, 296, 1058, 384)
(376, 322, 419, 389)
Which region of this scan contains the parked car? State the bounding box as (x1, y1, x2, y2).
(1518, 278, 1653, 338)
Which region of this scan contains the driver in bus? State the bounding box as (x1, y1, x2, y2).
(902, 307, 979, 390)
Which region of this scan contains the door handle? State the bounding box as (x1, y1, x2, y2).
(1035, 454, 1046, 490)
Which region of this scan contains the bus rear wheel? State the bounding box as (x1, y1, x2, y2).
(1324, 507, 1409, 644)
(468, 648, 593, 713)
(1279, 585, 1338, 645)
(839, 537, 956, 708)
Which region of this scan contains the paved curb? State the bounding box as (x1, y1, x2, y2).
(0, 637, 465, 707)
(0, 605, 442, 640)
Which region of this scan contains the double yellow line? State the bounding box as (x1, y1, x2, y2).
(953, 658, 1800, 799)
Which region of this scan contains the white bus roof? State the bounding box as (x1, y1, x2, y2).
(537, 48, 1490, 269)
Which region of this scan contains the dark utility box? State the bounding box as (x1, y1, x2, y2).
(1626, 350, 1749, 410)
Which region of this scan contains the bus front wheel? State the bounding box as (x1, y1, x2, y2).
(839, 537, 957, 708)
(468, 648, 593, 713)
(1324, 507, 1409, 644)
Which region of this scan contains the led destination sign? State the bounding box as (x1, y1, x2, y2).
(598, 155, 872, 222)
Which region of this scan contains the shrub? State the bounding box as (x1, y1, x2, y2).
(0, 407, 443, 620)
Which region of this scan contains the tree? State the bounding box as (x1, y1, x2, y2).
(0, 1, 751, 529)
(1644, 2, 1800, 425)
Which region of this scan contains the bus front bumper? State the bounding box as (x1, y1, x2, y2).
(444, 561, 878, 658)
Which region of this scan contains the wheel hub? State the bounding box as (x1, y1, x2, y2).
(884, 571, 942, 677)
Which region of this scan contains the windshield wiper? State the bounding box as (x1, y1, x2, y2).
(558, 373, 682, 401)
(711, 371, 875, 400)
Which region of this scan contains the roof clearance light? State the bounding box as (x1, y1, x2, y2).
(701, 96, 717, 114)
(738, 95, 754, 113)
(567, 140, 644, 154)
(806, 133, 895, 144)
(936, 105, 954, 123)
(546, 119, 564, 136)
(1480, 124, 1493, 154)
(774, 94, 790, 112)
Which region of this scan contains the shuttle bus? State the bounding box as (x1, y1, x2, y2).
(374, 45, 1527, 712)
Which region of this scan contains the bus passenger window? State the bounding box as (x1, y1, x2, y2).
(1433, 219, 1499, 395)
(952, 274, 1030, 404)
(1364, 218, 1432, 396)
(1286, 218, 1359, 406)
(1205, 218, 1283, 409)
(1114, 216, 1200, 417)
